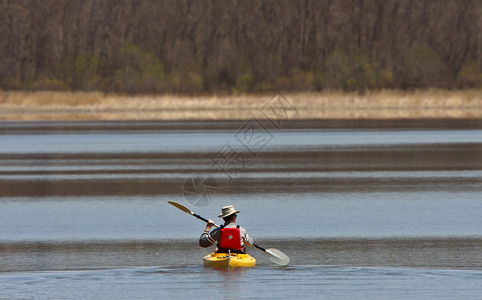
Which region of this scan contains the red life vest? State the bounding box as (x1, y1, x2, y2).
(219, 225, 242, 250)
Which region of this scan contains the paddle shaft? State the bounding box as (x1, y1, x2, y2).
(169, 201, 261, 243)
(192, 213, 216, 226)
(252, 243, 267, 252)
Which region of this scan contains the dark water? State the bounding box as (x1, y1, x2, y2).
(0, 120, 481, 299)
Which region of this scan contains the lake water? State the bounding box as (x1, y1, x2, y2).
(0, 120, 481, 299)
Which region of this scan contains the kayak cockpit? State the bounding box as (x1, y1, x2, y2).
(203, 252, 256, 268)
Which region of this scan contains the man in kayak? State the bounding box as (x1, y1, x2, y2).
(199, 205, 254, 253)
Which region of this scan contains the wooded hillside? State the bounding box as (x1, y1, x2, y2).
(0, 0, 480, 94)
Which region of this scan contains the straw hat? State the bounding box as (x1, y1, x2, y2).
(218, 205, 240, 218)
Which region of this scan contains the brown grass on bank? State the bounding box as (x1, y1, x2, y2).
(0, 90, 481, 121)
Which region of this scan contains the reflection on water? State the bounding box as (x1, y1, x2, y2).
(1, 130, 482, 154)
(0, 120, 481, 298)
(0, 143, 481, 197)
(1, 264, 481, 300)
(1, 238, 481, 273)
(1, 193, 481, 241)
(1, 121, 481, 197)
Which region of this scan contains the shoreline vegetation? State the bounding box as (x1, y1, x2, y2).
(0, 90, 480, 121)
(1, 1, 480, 95)
(2, 1, 480, 122)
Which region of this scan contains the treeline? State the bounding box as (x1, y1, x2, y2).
(0, 0, 480, 94)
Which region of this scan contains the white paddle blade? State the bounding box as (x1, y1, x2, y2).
(266, 248, 290, 266)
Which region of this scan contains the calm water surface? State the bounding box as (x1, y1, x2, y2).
(0, 120, 481, 299)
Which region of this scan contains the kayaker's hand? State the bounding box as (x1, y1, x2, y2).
(205, 219, 214, 231)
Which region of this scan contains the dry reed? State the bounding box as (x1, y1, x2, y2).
(0, 90, 480, 121)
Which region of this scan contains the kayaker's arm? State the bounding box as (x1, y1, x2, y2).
(240, 226, 254, 247)
(199, 220, 220, 248)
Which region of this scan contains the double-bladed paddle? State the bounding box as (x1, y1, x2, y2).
(168, 201, 290, 266)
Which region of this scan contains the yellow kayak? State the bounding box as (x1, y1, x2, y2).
(203, 252, 256, 268)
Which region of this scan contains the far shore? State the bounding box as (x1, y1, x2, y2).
(0, 90, 480, 121)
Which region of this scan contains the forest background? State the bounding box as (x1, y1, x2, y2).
(0, 0, 480, 120)
(1, 0, 480, 94)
